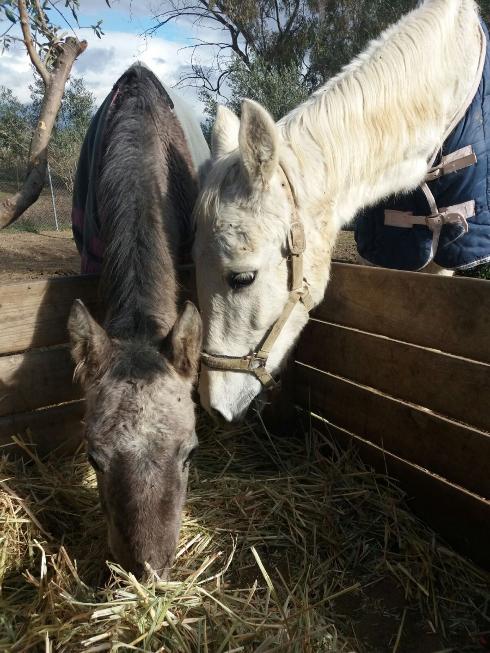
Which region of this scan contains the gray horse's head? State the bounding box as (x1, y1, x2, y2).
(68, 299, 201, 578)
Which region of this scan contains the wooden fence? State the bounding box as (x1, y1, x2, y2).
(0, 264, 488, 565)
(292, 263, 490, 567)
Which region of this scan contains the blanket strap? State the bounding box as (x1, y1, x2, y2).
(385, 201, 475, 230)
(381, 23, 486, 269)
(425, 146, 477, 182)
(384, 198, 475, 259)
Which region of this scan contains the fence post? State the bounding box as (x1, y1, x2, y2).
(47, 163, 59, 231)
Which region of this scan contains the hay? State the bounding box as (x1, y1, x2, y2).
(0, 416, 488, 652)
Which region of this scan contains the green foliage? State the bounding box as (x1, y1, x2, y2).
(226, 57, 309, 120)
(458, 264, 490, 280)
(8, 219, 39, 233)
(201, 55, 310, 131)
(1, 76, 95, 192)
(308, 0, 418, 85)
(0, 86, 32, 164)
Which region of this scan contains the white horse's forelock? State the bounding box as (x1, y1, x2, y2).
(193, 150, 291, 252)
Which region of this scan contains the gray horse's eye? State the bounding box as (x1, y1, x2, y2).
(228, 271, 257, 290)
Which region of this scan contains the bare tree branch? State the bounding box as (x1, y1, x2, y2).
(0, 33, 87, 229)
(283, 0, 300, 35)
(18, 0, 49, 85)
(273, 0, 283, 34)
(33, 0, 49, 32)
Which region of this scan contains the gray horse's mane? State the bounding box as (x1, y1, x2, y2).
(98, 64, 198, 343)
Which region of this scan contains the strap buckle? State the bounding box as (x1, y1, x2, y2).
(288, 222, 306, 255)
(426, 146, 477, 182)
(425, 213, 444, 230)
(245, 352, 267, 371)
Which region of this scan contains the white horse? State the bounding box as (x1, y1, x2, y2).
(193, 0, 484, 422)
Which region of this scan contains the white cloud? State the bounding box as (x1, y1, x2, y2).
(78, 30, 221, 116)
(0, 41, 35, 104)
(80, 0, 152, 16)
(0, 28, 219, 117)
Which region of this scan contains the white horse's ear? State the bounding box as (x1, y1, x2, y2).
(239, 99, 278, 185)
(212, 105, 240, 159)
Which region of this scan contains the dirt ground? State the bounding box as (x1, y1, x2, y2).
(0, 230, 80, 283)
(0, 229, 359, 283)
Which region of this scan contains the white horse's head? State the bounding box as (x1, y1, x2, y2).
(193, 101, 325, 422)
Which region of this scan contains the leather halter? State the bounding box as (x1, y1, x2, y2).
(200, 166, 314, 388)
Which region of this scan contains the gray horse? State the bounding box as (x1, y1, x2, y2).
(68, 64, 203, 578)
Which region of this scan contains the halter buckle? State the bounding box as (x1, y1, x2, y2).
(288, 222, 306, 255)
(245, 352, 267, 370)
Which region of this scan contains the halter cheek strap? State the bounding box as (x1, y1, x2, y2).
(200, 167, 314, 389)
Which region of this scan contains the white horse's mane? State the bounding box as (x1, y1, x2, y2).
(278, 0, 480, 211)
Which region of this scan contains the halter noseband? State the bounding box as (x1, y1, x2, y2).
(200, 167, 314, 389)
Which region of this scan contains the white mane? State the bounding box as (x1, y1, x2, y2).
(279, 0, 481, 222)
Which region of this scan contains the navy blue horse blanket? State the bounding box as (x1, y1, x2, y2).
(72, 66, 210, 274)
(355, 22, 490, 272)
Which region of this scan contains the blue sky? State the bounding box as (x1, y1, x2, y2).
(0, 0, 220, 115)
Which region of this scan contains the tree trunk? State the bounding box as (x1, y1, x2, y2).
(0, 37, 87, 229)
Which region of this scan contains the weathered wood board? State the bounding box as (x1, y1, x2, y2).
(0, 265, 195, 357)
(310, 415, 490, 569)
(291, 263, 490, 567)
(317, 263, 490, 363)
(300, 318, 490, 432)
(0, 275, 99, 355)
(294, 362, 490, 499)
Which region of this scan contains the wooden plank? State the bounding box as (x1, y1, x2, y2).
(0, 266, 197, 356)
(298, 319, 490, 432)
(310, 414, 490, 569)
(318, 263, 490, 364)
(293, 362, 490, 499)
(0, 346, 81, 417)
(260, 364, 301, 435)
(0, 400, 85, 457)
(0, 275, 99, 355)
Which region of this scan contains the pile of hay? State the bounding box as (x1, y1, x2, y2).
(0, 416, 488, 652)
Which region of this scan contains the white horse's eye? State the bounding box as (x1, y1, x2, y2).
(228, 271, 257, 290)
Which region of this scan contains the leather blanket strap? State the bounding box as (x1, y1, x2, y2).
(200, 166, 313, 389)
(425, 146, 477, 182)
(381, 24, 487, 263)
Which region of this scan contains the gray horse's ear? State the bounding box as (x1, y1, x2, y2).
(68, 299, 112, 386)
(169, 301, 202, 378)
(212, 105, 240, 160)
(239, 99, 278, 185)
